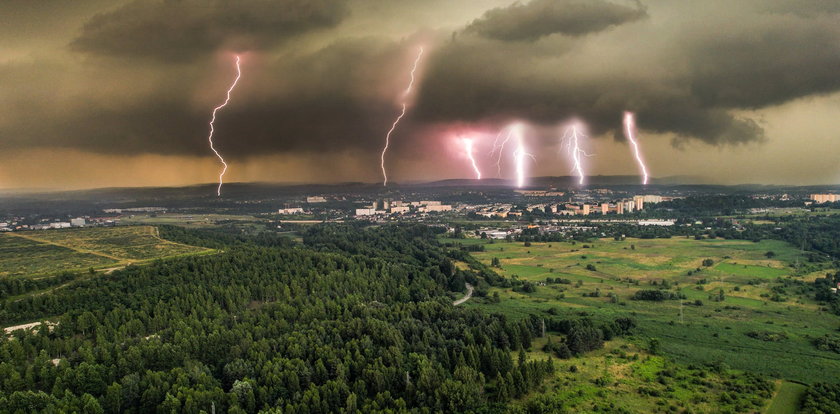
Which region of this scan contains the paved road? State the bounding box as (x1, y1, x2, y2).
(453, 283, 474, 306)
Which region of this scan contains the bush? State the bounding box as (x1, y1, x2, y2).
(745, 331, 788, 342)
(515, 281, 537, 293)
(812, 335, 840, 354)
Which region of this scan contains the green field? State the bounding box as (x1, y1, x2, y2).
(0, 235, 115, 278)
(513, 338, 774, 413)
(119, 213, 265, 227)
(0, 226, 212, 278)
(766, 381, 808, 414)
(456, 237, 840, 385)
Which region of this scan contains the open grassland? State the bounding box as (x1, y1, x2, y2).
(766, 381, 808, 414)
(515, 338, 773, 413)
(459, 237, 840, 384)
(0, 235, 114, 278)
(0, 226, 212, 278)
(119, 213, 266, 227)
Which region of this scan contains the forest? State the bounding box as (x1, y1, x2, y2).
(0, 224, 559, 413)
(3, 221, 840, 412)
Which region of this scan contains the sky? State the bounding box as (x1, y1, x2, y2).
(1, 0, 840, 190)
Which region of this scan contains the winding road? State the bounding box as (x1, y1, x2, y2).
(453, 283, 474, 306)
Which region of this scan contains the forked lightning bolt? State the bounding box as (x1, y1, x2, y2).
(207, 55, 242, 196)
(489, 128, 513, 177)
(489, 123, 533, 186)
(561, 123, 593, 185)
(510, 123, 535, 188)
(462, 138, 482, 179)
(623, 111, 650, 185)
(381, 47, 424, 186)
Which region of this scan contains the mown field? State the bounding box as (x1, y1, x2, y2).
(0, 226, 212, 278)
(766, 381, 808, 414)
(454, 237, 840, 387)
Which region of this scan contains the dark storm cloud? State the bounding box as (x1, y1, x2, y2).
(71, 0, 349, 61)
(4, 0, 840, 161)
(414, 1, 840, 146)
(465, 0, 646, 41)
(0, 38, 408, 157)
(414, 40, 765, 146)
(759, 0, 840, 17)
(687, 18, 840, 109)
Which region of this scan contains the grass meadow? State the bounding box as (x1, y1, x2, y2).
(0, 226, 211, 278)
(453, 236, 840, 396)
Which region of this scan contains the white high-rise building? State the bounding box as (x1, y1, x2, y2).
(633, 196, 645, 211)
(811, 194, 840, 203)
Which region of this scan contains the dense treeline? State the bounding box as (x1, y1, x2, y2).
(813, 271, 840, 315)
(158, 225, 295, 250)
(0, 272, 78, 300)
(801, 383, 840, 413)
(631, 290, 684, 301)
(0, 225, 558, 413)
(651, 195, 800, 216)
(302, 223, 447, 266)
(771, 215, 840, 260)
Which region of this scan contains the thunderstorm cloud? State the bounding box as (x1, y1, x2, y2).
(2, 0, 840, 186)
(71, 0, 349, 61)
(465, 0, 647, 41)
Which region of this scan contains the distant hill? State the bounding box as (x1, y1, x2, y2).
(4, 175, 835, 205)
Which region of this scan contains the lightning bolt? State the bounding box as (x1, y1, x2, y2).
(510, 123, 535, 188)
(462, 138, 482, 179)
(381, 46, 424, 186)
(207, 55, 242, 196)
(560, 123, 593, 185)
(623, 111, 649, 185)
(489, 128, 513, 177)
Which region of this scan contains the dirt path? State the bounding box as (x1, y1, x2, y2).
(4, 321, 57, 335)
(453, 283, 474, 306)
(103, 265, 128, 274)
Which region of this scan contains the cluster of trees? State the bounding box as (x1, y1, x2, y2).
(0, 224, 557, 413)
(764, 215, 840, 262)
(0, 272, 78, 300)
(540, 317, 635, 358)
(812, 335, 840, 354)
(651, 195, 800, 216)
(631, 290, 684, 301)
(158, 225, 295, 250)
(813, 271, 840, 315)
(514, 228, 570, 243)
(745, 331, 788, 342)
(801, 383, 840, 413)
